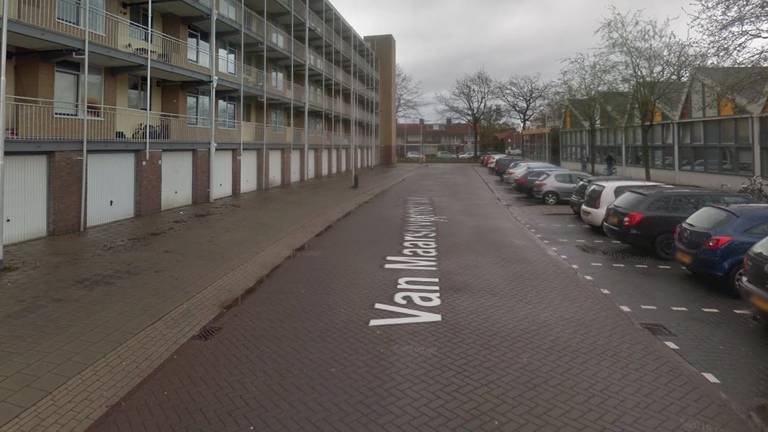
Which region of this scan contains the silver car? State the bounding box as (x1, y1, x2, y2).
(532, 171, 592, 205)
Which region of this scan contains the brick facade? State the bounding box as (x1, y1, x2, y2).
(192, 149, 210, 204)
(257, 149, 267, 191)
(299, 149, 306, 182)
(281, 149, 291, 186)
(232, 151, 241, 195)
(135, 150, 162, 216)
(49, 151, 83, 235)
(315, 149, 323, 177)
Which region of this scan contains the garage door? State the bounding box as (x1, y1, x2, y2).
(322, 149, 329, 176)
(307, 150, 315, 179)
(87, 153, 135, 227)
(290, 149, 301, 183)
(357, 148, 362, 168)
(4, 155, 47, 244)
(240, 150, 258, 193)
(161, 151, 193, 211)
(331, 149, 337, 174)
(268, 150, 281, 188)
(211, 150, 233, 200)
(341, 149, 347, 172)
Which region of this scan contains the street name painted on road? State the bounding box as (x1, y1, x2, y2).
(369, 197, 446, 327)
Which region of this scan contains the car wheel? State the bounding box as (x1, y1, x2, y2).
(543, 192, 559, 206)
(654, 234, 674, 260)
(726, 264, 745, 294)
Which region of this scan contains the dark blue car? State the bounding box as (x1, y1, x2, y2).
(674, 204, 768, 290)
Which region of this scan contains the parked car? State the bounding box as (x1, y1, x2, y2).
(436, 151, 455, 159)
(514, 168, 568, 196)
(480, 152, 499, 166)
(405, 151, 422, 160)
(503, 162, 558, 184)
(580, 181, 663, 230)
(568, 176, 629, 216)
(494, 157, 523, 179)
(602, 187, 751, 259)
(486, 154, 508, 170)
(675, 204, 768, 290)
(458, 152, 475, 160)
(739, 236, 768, 319)
(533, 171, 592, 206)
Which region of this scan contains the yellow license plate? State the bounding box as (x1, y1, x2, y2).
(675, 251, 693, 266)
(751, 295, 768, 312)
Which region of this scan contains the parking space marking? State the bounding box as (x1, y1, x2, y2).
(558, 239, 569, 242)
(702, 373, 721, 384)
(640, 305, 658, 310)
(543, 240, 550, 244)
(584, 276, 594, 281)
(612, 264, 625, 267)
(600, 289, 611, 294)
(664, 341, 680, 350)
(560, 255, 568, 259)
(734, 310, 752, 315)
(591, 263, 603, 266)
(620, 306, 632, 312)
(635, 265, 649, 269)
(567, 225, 576, 227)
(671, 307, 689, 311)
(611, 241, 621, 244)
(702, 308, 720, 313)
(576, 239, 587, 243)
(594, 240, 604, 243)
(572, 265, 579, 269)
(658, 265, 672, 269)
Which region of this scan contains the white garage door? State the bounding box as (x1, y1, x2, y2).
(321, 149, 329, 176)
(357, 148, 362, 168)
(268, 150, 282, 188)
(87, 153, 135, 227)
(290, 149, 301, 183)
(161, 151, 193, 211)
(240, 150, 258, 193)
(4, 155, 47, 244)
(307, 150, 315, 179)
(331, 149, 337, 174)
(341, 149, 347, 172)
(212, 150, 233, 200)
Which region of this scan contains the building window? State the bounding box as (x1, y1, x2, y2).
(187, 30, 210, 66)
(679, 119, 753, 175)
(186, 91, 210, 126)
(127, 76, 149, 111)
(53, 61, 103, 118)
(271, 67, 284, 90)
(625, 124, 673, 170)
(270, 29, 285, 49)
(128, 5, 149, 41)
(217, 99, 236, 128)
(270, 109, 285, 130)
(218, 43, 236, 75)
(57, 0, 104, 33)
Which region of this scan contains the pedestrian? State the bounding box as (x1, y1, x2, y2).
(580, 156, 587, 173)
(605, 153, 615, 175)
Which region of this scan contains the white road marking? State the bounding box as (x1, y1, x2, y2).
(572, 265, 579, 269)
(600, 289, 611, 294)
(640, 305, 658, 310)
(702, 373, 721, 384)
(559, 239, 569, 242)
(664, 341, 679, 350)
(576, 239, 586, 243)
(671, 307, 688, 311)
(536, 234, 542, 237)
(584, 276, 594, 281)
(734, 310, 752, 315)
(680, 266, 687, 270)
(560, 255, 568, 259)
(635, 265, 648, 268)
(552, 247, 558, 251)
(658, 265, 672, 269)
(702, 308, 720, 313)
(591, 263, 603, 266)
(594, 240, 604, 243)
(553, 224, 561, 227)
(620, 306, 632, 312)
(611, 241, 621, 244)
(612, 264, 625, 267)
(568, 225, 576, 227)
(530, 229, 537, 232)
(543, 240, 550, 244)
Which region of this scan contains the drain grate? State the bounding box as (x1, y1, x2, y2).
(192, 326, 222, 341)
(639, 322, 675, 337)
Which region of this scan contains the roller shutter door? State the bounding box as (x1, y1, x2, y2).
(268, 150, 281, 187)
(240, 150, 258, 193)
(161, 151, 193, 211)
(212, 150, 233, 200)
(87, 153, 135, 227)
(4, 155, 47, 244)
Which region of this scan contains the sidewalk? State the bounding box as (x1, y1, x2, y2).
(0, 165, 415, 432)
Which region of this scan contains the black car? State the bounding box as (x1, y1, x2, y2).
(740, 236, 768, 320)
(603, 187, 751, 259)
(494, 157, 522, 179)
(568, 176, 628, 215)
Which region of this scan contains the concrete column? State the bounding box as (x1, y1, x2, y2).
(135, 150, 162, 216)
(364, 34, 396, 165)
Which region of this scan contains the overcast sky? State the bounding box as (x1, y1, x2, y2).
(331, 0, 695, 121)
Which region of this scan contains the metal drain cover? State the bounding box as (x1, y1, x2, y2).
(192, 326, 222, 341)
(639, 322, 675, 337)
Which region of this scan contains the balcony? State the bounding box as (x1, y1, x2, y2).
(4, 96, 270, 144)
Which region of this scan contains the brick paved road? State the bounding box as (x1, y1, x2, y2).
(90, 164, 753, 432)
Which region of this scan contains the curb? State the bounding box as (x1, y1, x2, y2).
(0, 169, 413, 432)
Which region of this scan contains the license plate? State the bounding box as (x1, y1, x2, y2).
(751, 295, 768, 312)
(607, 215, 620, 226)
(675, 251, 693, 266)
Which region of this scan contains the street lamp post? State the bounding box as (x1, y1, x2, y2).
(419, 118, 424, 163)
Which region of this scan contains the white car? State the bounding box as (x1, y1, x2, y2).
(580, 181, 664, 229)
(503, 162, 557, 183)
(458, 152, 475, 159)
(486, 154, 507, 169)
(405, 151, 422, 160)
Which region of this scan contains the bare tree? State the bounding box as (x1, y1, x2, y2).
(436, 70, 496, 157)
(560, 52, 619, 175)
(690, 0, 768, 66)
(395, 64, 424, 121)
(599, 7, 701, 180)
(497, 74, 551, 131)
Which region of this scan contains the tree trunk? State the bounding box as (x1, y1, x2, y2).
(473, 124, 480, 157)
(589, 125, 596, 176)
(641, 124, 651, 181)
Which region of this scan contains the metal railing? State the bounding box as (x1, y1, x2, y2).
(243, 7, 265, 36)
(216, 0, 241, 24)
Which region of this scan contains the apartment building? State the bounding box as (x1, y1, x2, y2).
(555, 67, 768, 188)
(395, 121, 475, 156)
(0, 0, 395, 245)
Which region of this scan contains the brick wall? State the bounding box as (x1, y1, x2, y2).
(49, 151, 83, 235)
(135, 150, 162, 216)
(257, 149, 267, 191)
(281, 149, 290, 186)
(232, 151, 241, 195)
(193, 149, 210, 203)
(315, 149, 323, 178)
(299, 149, 306, 182)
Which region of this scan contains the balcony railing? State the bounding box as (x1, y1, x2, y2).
(292, 0, 306, 20)
(243, 6, 265, 36)
(216, 0, 241, 24)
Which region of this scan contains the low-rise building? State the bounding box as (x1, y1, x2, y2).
(396, 121, 475, 156)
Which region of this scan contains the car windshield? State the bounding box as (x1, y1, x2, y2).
(612, 191, 647, 209)
(584, 185, 605, 208)
(573, 182, 589, 198)
(686, 206, 734, 230)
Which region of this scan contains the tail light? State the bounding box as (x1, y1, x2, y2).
(622, 212, 644, 227)
(703, 235, 733, 250)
